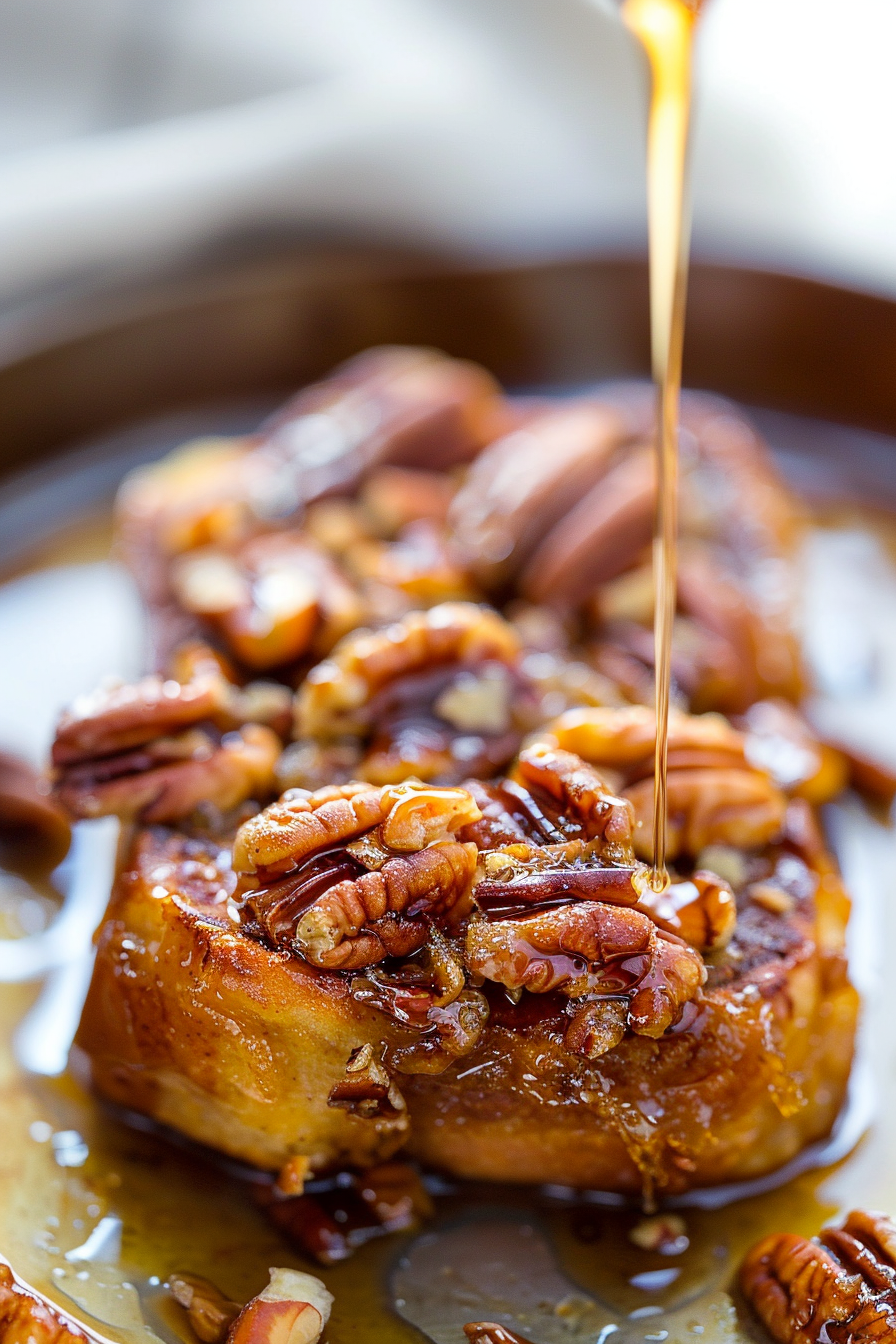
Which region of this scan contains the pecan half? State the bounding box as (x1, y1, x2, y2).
(297, 602, 521, 738)
(512, 743, 636, 860)
(740, 1209, 896, 1343)
(228, 1268, 333, 1344)
(172, 532, 362, 670)
(635, 871, 736, 953)
(465, 902, 705, 1037)
(52, 647, 288, 824)
(543, 705, 788, 862)
(294, 602, 531, 786)
(251, 345, 507, 518)
(235, 781, 481, 970)
(448, 401, 633, 590)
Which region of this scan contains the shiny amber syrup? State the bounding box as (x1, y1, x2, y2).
(622, 0, 700, 892)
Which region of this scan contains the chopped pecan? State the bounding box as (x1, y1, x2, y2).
(740, 1209, 896, 1344)
(327, 1042, 407, 1119)
(0, 751, 71, 869)
(356, 1161, 434, 1227)
(172, 533, 362, 670)
(465, 902, 705, 1036)
(351, 968, 490, 1075)
(168, 1273, 240, 1344)
(0, 1258, 100, 1344)
(448, 401, 633, 590)
(464, 1324, 537, 1344)
(227, 1267, 332, 1344)
(344, 519, 476, 607)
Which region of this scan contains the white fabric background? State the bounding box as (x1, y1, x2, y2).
(0, 0, 893, 308)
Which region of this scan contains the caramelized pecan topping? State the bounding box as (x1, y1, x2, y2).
(465, 902, 705, 1039)
(352, 957, 490, 1075)
(544, 705, 788, 861)
(51, 649, 284, 824)
(740, 1209, 896, 1344)
(235, 781, 481, 969)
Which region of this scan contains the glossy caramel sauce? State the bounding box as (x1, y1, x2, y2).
(1, 504, 896, 1344)
(622, 0, 699, 893)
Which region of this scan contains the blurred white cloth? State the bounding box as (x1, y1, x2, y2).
(0, 0, 894, 308)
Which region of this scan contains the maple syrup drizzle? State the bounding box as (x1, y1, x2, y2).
(622, 0, 701, 893)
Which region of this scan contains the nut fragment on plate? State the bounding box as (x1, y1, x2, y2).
(51, 649, 285, 824)
(227, 1268, 333, 1344)
(463, 1324, 536, 1344)
(168, 1272, 240, 1344)
(740, 1208, 896, 1343)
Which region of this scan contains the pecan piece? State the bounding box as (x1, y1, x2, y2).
(635, 871, 736, 953)
(544, 705, 788, 862)
(740, 1209, 896, 1344)
(512, 743, 636, 860)
(228, 1267, 333, 1344)
(51, 648, 288, 823)
(351, 968, 490, 1075)
(172, 532, 362, 670)
(448, 401, 633, 590)
(292, 839, 476, 969)
(251, 345, 507, 517)
(344, 519, 477, 607)
(294, 602, 531, 786)
(168, 1273, 240, 1344)
(522, 443, 657, 605)
(236, 781, 480, 969)
(465, 902, 705, 1037)
(297, 602, 521, 738)
(0, 751, 71, 869)
(327, 1042, 407, 1119)
(464, 1324, 537, 1344)
(624, 766, 787, 862)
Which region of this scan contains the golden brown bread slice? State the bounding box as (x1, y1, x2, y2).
(76, 721, 858, 1199)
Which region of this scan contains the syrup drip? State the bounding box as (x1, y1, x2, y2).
(622, 0, 701, 893)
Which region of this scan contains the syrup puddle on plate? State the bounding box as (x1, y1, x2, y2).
(0, 497, 895, 1344)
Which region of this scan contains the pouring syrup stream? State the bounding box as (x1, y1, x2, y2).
(622, 0, 700, 893)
